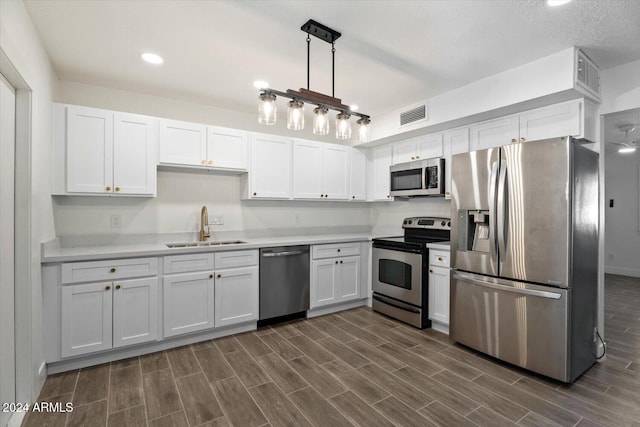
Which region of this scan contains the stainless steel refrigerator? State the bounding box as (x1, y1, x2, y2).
(450, 136, 599, 383)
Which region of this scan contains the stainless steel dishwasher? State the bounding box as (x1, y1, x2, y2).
(259, 245, 310, 323)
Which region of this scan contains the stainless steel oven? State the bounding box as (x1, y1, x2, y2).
(372, 217, 450, 329)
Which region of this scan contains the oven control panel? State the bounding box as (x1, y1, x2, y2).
(402, 217, 451, 230)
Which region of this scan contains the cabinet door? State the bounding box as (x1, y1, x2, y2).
(323, 144, 350, 200)
(159, 119, 207, 166)
(338, 257, 360, 302)
(428, 266, 450, 325)
(372, 145, 393, 201)
(311, 259, 338, 308)
(113, 277, 159, 348)
(163, 271, 215, 337)
(392, 139, 417, 164)
(66, 106, 113, 194)
(417, 133, 443, 159)
(207, 126, 248, 170)
(350, 148, 367, 201)
(292, 139, 323, 199)
(469, 116, 519, 151)
(214, 266, 258, 327)
(61, 282, 112, 357)
(113, 112, 157, 195)
(250, 134, 292, 199)
(443, 127, 470, 199)
(518, 101, 581, 142)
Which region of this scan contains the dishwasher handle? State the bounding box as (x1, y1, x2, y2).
(262, 250, 308, 257)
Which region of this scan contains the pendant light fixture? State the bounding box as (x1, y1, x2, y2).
(257, 19, 371, 142)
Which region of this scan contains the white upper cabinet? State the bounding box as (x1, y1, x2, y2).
(159, 119, 207, 166)
(248, 133, 292, 199)
(443, 127, 470, 199)
(470, 115, 520, 151)
(518, 101, 580, 142)
(292, 140, 349, 200)
(65, 105, 156, 196)
(292, 139, 324, 199)
(372, 145, 393, 201)
(322, 144, 350, 200)
(159, 120, 247, 171)
(207, 126, 248, 170)
(350, 148, 367, 201)
(392, 133, 443, 164)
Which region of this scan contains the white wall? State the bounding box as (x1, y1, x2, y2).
(0, 0, 57, 405)
(605, 150, 640, 277)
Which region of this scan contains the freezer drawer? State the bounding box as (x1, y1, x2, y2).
(451, 271, 570, 382)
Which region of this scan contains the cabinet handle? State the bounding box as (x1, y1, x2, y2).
(209, 274, 213, 279)
(335, 260, 338, 264)
(438, 257, 443, 261)
(217, 274, 222, 279)
(115, 187, 120, 192)
(337, 249, 341, 252)
(201, 160, 206, 165)
(352, 195, 355, 199)
(511, 138, 516, 143)
(105, 285, 111, 291)
(520, 137, 525, 142)
(115, 284, 121, 290)
(411, 156, 415, 160)
(110, 268, 116, 273)
(578, 67, 583, 72)
(387, 195, 390, 198)
(445, 191, 450, 196)
(416, 156, 420, 159)
(208, 160, 213, 165)
(105, 186, 111, 191)
(578, 58, 583, 63)
(340, 260, 343, 264)
(429, 269, 433, 273)
(253, 192, 257, 196)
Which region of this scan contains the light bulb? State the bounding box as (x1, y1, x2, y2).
(336, 113, 352, 140)
(357, 117, 370, 143)
(313, 107, 329, 135)
(258, 93, 277, 125)
(618, 147, 636, 154)
(287, 100, 305, 130)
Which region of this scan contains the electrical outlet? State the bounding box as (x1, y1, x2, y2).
(294, 213, 301, 226)
(608, 253, 614, 260)
(111, 214, 121, 229)
(209, 215, 224, 225)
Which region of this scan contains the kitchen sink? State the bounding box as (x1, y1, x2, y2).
(166, 240, 247, 248)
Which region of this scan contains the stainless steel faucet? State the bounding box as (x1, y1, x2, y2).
(199, 206, 210, 242)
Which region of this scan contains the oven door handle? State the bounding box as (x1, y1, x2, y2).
(372, 243, 423, 254)
(372, 294, 421, 313)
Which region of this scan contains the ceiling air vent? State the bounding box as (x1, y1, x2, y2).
(400, 104, 427, 126)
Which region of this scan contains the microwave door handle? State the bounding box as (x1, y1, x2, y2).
(497, 163, 508, 258)
(489, 161, 499, 260)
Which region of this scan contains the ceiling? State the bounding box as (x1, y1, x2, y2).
(23, 0, 640, 119)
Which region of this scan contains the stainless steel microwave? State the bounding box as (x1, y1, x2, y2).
(389, 157, 445, 197)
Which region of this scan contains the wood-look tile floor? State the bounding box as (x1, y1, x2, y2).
(25, 274, 640, 427)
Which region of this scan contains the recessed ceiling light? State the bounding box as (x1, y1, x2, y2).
(141, 52, 163, 65)
(547, 0, 571, 6)
(618, 147, 636, 154)
(253, 80, 270, 89)
(350, 104, 359, 111)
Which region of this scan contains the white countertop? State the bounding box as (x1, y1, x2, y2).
(42, 233, 372, 263)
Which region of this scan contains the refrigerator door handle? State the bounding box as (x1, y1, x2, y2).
(489, 161, 499, 260)
(453, 272, 562, 300)
(497, 162, 508, 258)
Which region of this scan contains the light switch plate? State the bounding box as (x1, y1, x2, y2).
(209, 215, 224, 225)
(111, 214, 121, 229)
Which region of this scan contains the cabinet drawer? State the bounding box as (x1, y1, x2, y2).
(215, 250, 258, 269)
(312, 242, 361, 260)
(429, 250, 450, 268)
(163, 253, 215, 274)
(61, 257, 158, 284)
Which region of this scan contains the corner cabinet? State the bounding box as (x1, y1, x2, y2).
(350, 148, 367, 201)
(53, 104, 157, 197)
(372, 145, 393, 201)
(311, 243, 361, 308)
(59, 258, 159, 358)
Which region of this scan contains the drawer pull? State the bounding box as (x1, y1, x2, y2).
(110, 268, 116, 273)
(115, 187, 120, 192)
(209, 274, 213, 279)
(429, 269, 433, 273)
(438, 257, 443, 261)
(340, 260, 343, 264)
(335, 261, 338, 264)
(217, 274, 222, 279)
(105, 285, 111, 291)
(115, 285, 121, 290)
(337, 249, 341, 252)
(105, 186, 111, 191)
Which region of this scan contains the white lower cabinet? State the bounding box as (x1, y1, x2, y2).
(311, 256, 360, 308)
(163, 271, 215, 337)
(61, 276, 159, 358)
(428, 249, 451, 331)
(215, 266, 258, 327)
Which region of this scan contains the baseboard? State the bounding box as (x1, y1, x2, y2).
(605, 266, 640, 278)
